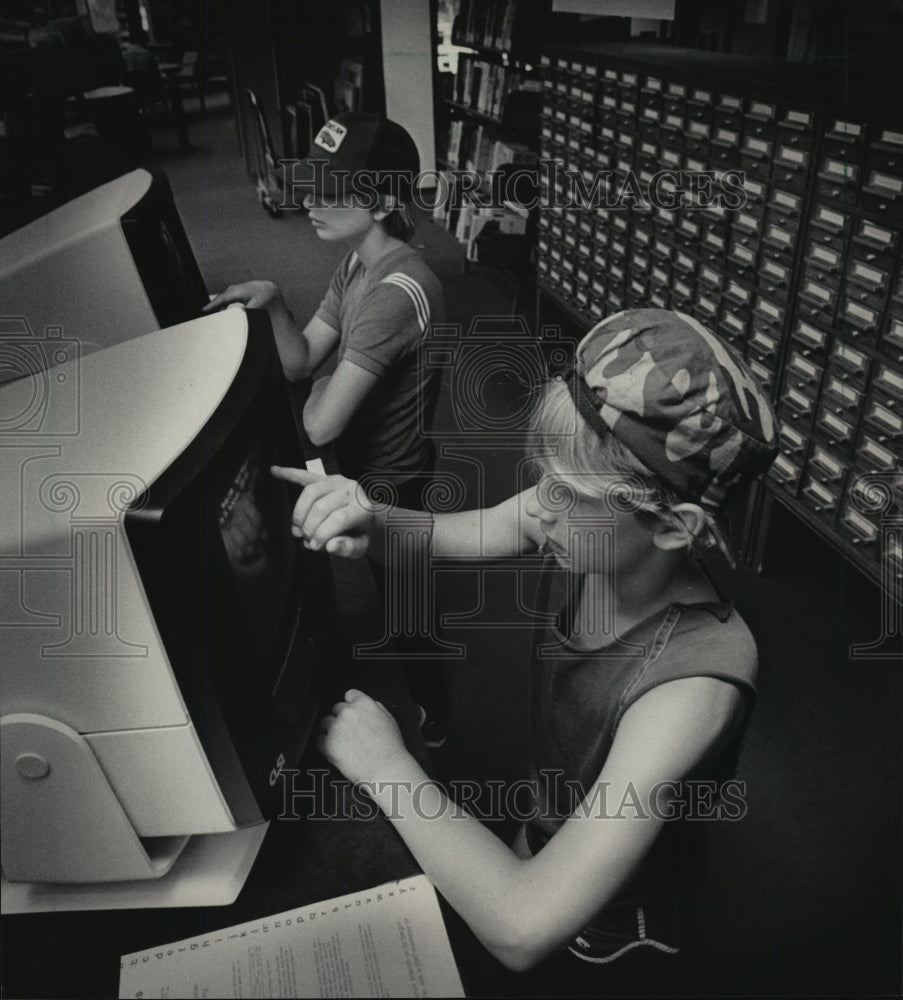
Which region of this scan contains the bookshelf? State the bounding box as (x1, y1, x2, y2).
(450, 0, 549, 58)
(432, 0, 548, 268)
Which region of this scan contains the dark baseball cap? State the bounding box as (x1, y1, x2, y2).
(296, 111, 420, 203)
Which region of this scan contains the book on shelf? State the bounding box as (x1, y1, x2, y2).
(334, 79, 360, 113)
(446, 121, 535, 177)
(334, 57, 364, 113)
(487, 138, 535, 175)
(473, 127, 495, 174)
(453, 0, 524, 53)
(470, 63, 485, 112)
(455, 201, 475, 243)
(446, 119, 464, 165)
(462, 123, 482, 173)
(432, 170, 456, 226)
(338, 0, 373, 36)
(455, 57, 534, 119)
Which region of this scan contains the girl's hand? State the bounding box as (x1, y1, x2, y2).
(270, 466, 376, 558)
(317, 689, 410, 785)
(204, 280, 283, 312)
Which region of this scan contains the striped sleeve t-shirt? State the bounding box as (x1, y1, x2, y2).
(314, 244, 446, 484)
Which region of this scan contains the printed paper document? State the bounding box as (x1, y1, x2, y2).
(119, 874, 464, 998)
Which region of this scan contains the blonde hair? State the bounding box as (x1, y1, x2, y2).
(527, 377, 733, 562)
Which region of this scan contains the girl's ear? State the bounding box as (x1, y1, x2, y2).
(651, 502, 707, 551)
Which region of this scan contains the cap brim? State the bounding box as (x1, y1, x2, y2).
(294, 156, 343, 195)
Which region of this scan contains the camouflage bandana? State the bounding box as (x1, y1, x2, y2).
(567, 309, 779, 512)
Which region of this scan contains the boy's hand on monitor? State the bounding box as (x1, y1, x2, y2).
(270, 466, 375, 558)
(203, 280, 282, 313)
(317, 689, 409, 785)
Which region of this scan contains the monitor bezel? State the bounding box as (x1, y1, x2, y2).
(124, 310, 331, 823)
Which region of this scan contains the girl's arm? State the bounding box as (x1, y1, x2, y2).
(319, 677, 744, 972)
(269, 468, 546, 561)
(203, 281, 340, 381)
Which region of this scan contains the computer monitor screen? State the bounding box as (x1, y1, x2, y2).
(124, 310, 331, 817)
(218, 437, 297, 669)
(1, 310, 333, 907)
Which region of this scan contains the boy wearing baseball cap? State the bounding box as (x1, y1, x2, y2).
(272, 309, 779, 994)
(206, 111, 443, 508)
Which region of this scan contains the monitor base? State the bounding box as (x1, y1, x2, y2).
(1, 822, 269, 913)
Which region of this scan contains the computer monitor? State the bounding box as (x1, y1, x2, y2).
(0, 168, 207, 387)
(0, 309, 332, 912)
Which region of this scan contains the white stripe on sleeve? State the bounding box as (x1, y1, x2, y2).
(381, 273, 430, 333)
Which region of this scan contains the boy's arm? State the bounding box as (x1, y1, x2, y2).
(302, 358, 380, 446)
(320, 677, 744, 972)
(203, 281, 340, 381)
(429, 489, 545, 559)
(269, 469, 545, 561)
